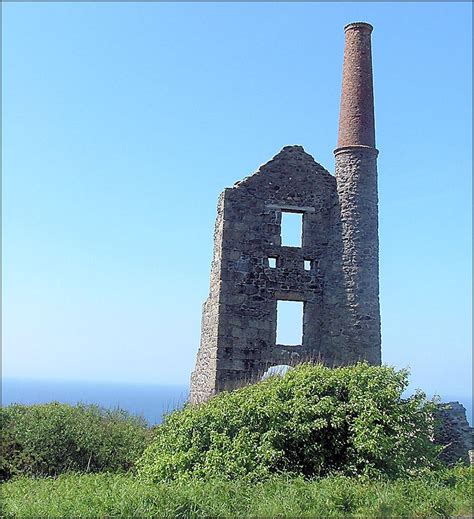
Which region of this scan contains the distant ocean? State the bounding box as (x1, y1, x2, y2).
(2, 377, 472, 426)
(2, 378, 189, 425)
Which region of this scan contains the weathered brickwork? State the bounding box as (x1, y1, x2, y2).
(337, 22, 376, 149)
(190, 22, 381, 404)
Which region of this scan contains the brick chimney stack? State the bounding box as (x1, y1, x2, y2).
(334, 22, 381, 364)
(336, 22, 376, 150)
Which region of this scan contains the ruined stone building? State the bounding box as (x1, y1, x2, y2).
(190, 22, 381, 404)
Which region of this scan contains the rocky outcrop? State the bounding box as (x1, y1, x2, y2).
(434, 401, 473, 466)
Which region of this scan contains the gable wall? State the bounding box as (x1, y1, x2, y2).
(191, 146, 353, 401)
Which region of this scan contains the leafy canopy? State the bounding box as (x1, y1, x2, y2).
(138, 363, 439, 482)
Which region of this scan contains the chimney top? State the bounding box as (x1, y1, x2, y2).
(344, 22, 373, 33)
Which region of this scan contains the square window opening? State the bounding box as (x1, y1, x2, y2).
(268, 257, 277, 268)
(276, 300, 303, 346)
(281, 211, 303, 247)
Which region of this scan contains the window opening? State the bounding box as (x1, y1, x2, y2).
(276, 300, 303, 345)
(304, 260, 312, 271)
(281, 211, 303, 247)
(268, 257, 277, 268)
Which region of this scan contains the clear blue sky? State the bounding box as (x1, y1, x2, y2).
(3, 3, 472, 399)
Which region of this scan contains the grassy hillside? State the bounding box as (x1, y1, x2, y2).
(2, 468, 472, 518)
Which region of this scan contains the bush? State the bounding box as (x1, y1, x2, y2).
(1, 402, 150, 480)
(138, 363, 440, 482)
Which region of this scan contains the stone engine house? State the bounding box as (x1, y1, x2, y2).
(190, 22, 381, 404)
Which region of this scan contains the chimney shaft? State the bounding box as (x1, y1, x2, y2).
(333, 22, 381, 365)
(336, 22, 375, 150)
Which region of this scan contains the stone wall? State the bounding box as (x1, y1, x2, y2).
(434, 401, 473, 466)
(189, 193, 225, 404)
(334, 147, 381, 364)
(189, 145, 381, 404)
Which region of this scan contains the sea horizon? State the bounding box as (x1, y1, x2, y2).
(2, 376, 472, 426)
(2, 376, 189, 425)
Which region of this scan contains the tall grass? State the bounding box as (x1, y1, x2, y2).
(2, 467, 472, 518)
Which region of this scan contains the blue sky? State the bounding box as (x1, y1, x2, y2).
(3, 3, 472, 399)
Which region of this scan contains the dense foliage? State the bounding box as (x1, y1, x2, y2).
(2, 467, 472, 518)
(138, 363, 439, 482)
(0, 402, 149, 480)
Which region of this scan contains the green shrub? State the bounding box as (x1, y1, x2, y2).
(138, 363, 440, 482)
(1, 402, 150, 480)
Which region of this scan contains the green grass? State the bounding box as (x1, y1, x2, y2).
(2, 467, 472, 518)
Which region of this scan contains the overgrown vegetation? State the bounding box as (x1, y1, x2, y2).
(2, 467, 472, 518)
(138, 363, 440, 482)
(2, 364, 470, 518)
(0, 402, 150, 480)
